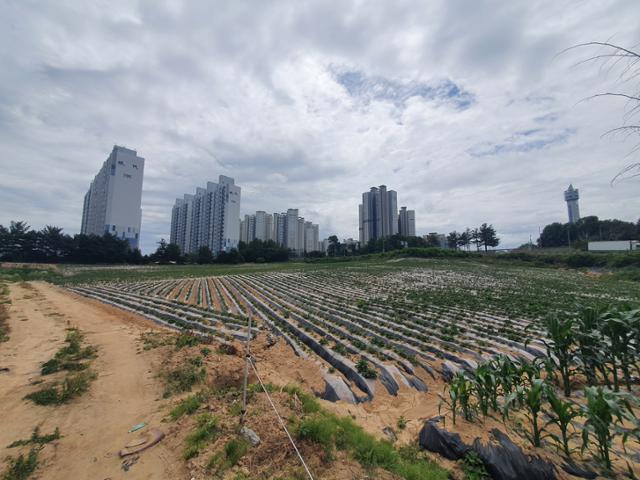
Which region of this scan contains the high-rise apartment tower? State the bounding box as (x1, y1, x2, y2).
(358, 185, 398, 245)
(170, 175, 240, 255)
(81, 145, 145, 249)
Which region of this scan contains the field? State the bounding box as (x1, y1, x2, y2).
(68, 259, 640, 404)
(3, 257, 640, 479)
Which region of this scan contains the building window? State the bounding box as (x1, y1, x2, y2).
(118, 160, 124, 165)
(112, 225, 116, 231)
(132, 164, 138, 169)
(123, 173, 132, 178)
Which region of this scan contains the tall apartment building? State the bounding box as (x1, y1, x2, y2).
(398, 206, 416, 237)
(81, 145, 144, 249)
(239, 208, 320, 253)
(358, 185, 398, 245)
(564, 184, 580, 224)
(170, 175, 240, 255)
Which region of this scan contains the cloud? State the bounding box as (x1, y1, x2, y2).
(0, 0, 639, 253)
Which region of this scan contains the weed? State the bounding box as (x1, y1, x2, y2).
(200, 347, 211, 357)
(461, 451, 489, 479)
(169, 394, 202, 420)
(7, 427, 60, 448)
(25, 371, 96, 405)
(175, 333, 200, 349)
(397, 416, 407, 430)
(207, 437, 251, 474)
(183, 413, 219, 460)
(164, 364, 206, 396)
(2, 447, 39, 480)
(297, 412, 448, 479)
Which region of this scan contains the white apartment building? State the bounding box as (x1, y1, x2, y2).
(170, 175, 240, 255)
(239, 208, 320, 253)
(81, 145, 145, 249)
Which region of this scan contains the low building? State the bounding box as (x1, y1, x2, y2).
(588, 240, 639, 252)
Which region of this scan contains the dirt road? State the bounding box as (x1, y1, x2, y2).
(0, 282, 186, 479)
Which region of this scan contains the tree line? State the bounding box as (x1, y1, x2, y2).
(324, 223, 500, 256)
(0, 221, 142, 264)
(538, 216, 640, 248)
(446, 223, 500, 251)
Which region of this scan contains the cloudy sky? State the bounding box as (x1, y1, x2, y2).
(1, 0, 639, 253)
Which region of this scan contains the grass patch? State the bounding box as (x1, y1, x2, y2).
(170, 393, 203, 420)
(40, 328, 96, 375)
(296, 412, 448, 479)
(183, 413, 220, 460)
(175, 333, 201, 349)
(1, 447, 39, 480)
(7, 427, 60, 448)
(25, 370, 96, 405)
(164, 364, 206, 397)
(139, 331, 173, 350)
(282, 384, 321, 414)
(206, 437, 250, 474)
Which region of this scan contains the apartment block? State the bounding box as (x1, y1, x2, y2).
(170, 175, 240, 255)
(81, 145, 144, 249)
(239, 208, 320, 253)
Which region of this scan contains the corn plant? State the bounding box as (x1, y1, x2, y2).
(474, 363, 499, 416)
(575, 305, 607, 387)
(441, 372, 475, 425)
(545, 388, 580, 458)
(581, 386, 637, 470)
(492, 355, 520, 396)
(537, 313, 576, 396)
(521, 378, 548, 448)
(600, 306, 639, 392)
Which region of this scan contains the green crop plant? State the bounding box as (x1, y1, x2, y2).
(600, 306, 639, 392)
(536, 313, 576, 396)
(473, 363, 499, 416)
(520, 378, 548, 448)
(441, 372, 475, 425)
(574, 305, 607, 387)
(545, 388, 580, 458)
(581, 386, 636, 470)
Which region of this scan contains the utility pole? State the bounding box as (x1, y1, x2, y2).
(240, 312, 253, 426)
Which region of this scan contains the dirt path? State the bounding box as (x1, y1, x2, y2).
(0, 282, 186, 480)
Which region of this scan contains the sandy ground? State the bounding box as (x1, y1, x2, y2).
(0, 281, 187, 480)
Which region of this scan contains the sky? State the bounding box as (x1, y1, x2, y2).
(1, 0, 639, 253)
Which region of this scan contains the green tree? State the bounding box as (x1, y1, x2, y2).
(479, 223, 500, 251)
(196, 246, 214, 264)
(327, 235, 340, 257)
(447, 231, 459, 250)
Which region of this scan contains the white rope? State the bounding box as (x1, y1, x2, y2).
(248, 357, 315, 480)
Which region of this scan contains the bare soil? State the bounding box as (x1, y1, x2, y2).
(0, 281, 187, 479)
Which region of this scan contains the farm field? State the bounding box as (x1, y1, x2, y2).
(69, 258, 640, 401)
(4, 257, 640, 479)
